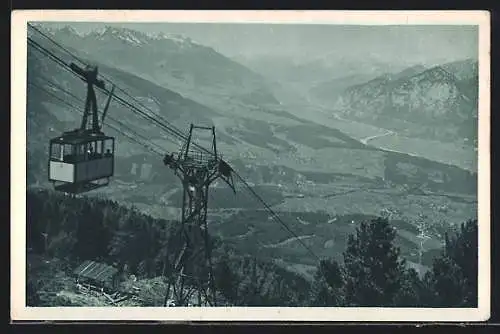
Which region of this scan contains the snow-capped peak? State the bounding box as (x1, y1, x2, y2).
(85, 26, 197, 48)
(147, 32, 196, 48)
(28, 24, 62, 36)
(58, 25, 84, 36)
(89, 26, 147, 46)
(32, 24, 87, 37)
(32, 24, 201, 50)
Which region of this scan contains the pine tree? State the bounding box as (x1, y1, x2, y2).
(425, 219, 478, 307)
(310, 258, 344, 306)
(394, 267, 426, 306)
(343, 217, 406, 306)
(214, 255, 239, 305)
(447, 219, 478, 306)
(26, 278, 40, 306)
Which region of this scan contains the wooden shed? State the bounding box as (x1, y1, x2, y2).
(73, 260, 120, 291)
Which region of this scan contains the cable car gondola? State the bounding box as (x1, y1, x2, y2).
(48, 63, 115, 194)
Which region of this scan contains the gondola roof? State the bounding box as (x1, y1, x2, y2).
(50, 129, 113, 145)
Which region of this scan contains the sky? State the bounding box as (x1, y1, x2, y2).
(42, 22, 479, 65)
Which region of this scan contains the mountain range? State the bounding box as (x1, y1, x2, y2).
(235, 50, 478, 146)
(35, 25, 279, 111)
(330, 59, 478, 143)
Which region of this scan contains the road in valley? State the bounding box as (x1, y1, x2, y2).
(359, 129, 395, 145)
(263, 235, 314, 248)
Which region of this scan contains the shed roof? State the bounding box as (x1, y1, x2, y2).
(73, 260, 119, 283)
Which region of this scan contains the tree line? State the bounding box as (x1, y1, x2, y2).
(307, 217, 477, 307)
(26, 189, 477, 307)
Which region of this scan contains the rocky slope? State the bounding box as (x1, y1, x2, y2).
(331, 60, 478, 143)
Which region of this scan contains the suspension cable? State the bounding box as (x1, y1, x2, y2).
(28, 80, 164, 156)
(34, 73, 179, 150)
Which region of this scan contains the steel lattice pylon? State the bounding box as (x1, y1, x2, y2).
(163, 124, 235, 306)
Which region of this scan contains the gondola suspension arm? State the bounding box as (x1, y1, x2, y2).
(100, 85, 115, 130)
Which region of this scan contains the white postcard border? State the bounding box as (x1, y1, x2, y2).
(11, 10, 491, 322)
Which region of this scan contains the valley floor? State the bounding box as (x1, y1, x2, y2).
(281, 98, 477, 172)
